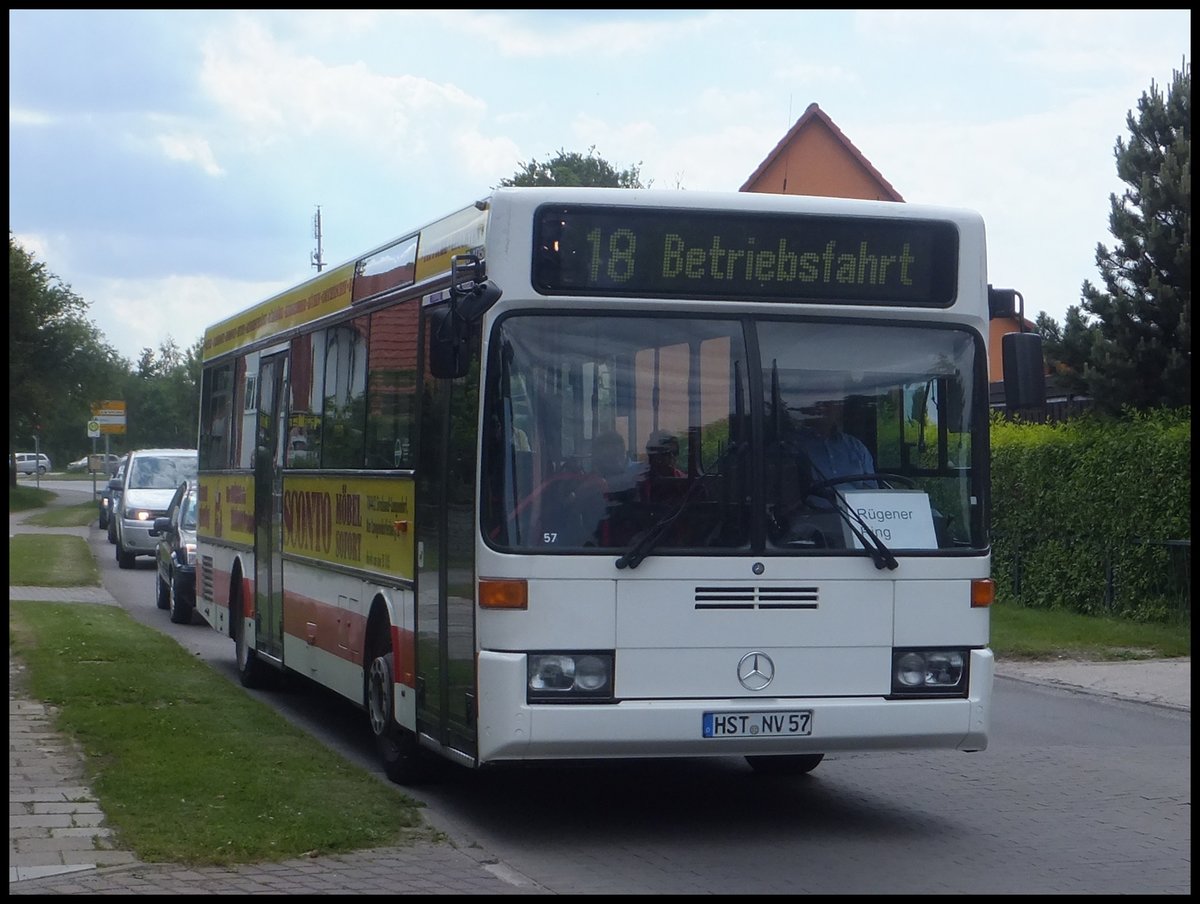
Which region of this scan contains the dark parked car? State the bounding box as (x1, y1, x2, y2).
(152, 480, 198, 625)
(98, 454, 129, 532)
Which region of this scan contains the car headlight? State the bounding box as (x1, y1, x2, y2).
(129, 509, 153, 522)
(527, 652, 614, 703)
(183, 543, 196, 567)
(891, 648, 968, 697)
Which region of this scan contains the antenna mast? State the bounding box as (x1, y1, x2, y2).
(311, 205, 325, 272)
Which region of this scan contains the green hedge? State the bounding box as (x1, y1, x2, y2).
(990, 407, 1191, 622)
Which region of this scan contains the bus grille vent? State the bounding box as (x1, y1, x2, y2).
(200, 555, 214, 602)
(693, 586, 819, 610)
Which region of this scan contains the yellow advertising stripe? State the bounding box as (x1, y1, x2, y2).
(413, 204, 489, 283)
(282, 474, 416, 581)
(203, 262, 356, 361)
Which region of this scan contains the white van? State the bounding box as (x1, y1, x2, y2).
(113, 448, 198, 569)
(15, 452, 52, 475)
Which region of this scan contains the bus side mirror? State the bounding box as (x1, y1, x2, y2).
(430, 265, 502, 379)
(454, 280, 502, 323)
(988, 287, 1018, 319)
(428, 305, 469, 379)
(1002, 332, 1047, 411)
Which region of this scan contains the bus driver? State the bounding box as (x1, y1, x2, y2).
(793, 399, 877, 488)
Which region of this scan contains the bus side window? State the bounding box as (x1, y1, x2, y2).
(321, 317, 369, 469)
(200, 363, 233, 470)
(364, 305, 418, 470)
(287, 331, 324, 468)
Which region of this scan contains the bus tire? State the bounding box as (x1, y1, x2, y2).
(367, 651, 430, 785)
(155, 574, 170, 610)
(233, 590, 266, 689)
(745, 753, 824, 775)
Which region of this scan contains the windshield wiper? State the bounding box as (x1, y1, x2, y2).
(810, 485, 899, 570)
(615, 440, 747, 570)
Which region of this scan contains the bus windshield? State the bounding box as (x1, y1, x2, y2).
(480, 314, 984, 556)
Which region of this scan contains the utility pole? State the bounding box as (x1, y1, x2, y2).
(311, 205, 325, 272)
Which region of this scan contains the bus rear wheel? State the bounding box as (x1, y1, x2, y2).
(746, 753, 824, 775)
(233, 592, 266, 689)
(367, 651, 431, 785)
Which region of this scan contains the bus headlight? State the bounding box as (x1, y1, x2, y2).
(891, 648, 968, 696)
(527, 652, 614, 703)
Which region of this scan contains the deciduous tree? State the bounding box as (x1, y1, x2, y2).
(8, 233, 126, 484)
(498, 146, 647, 188)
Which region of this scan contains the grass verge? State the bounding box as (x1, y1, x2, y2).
(10, 534, 102, 586)
(990, 600, 1189, 660)
(9, 601, 428, 866)
(19, 499, 99, 527)
(9, 483, 57, 512)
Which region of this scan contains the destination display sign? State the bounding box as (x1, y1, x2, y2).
(533, 205, 959, 306)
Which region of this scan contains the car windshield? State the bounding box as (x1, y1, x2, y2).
(180, 492, 198, 530)
(130, 456, 197, 490)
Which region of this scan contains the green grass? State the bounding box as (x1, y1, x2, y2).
(52, 470, 114, 483)
(9, 602, 429, 866)
(990, 601, 1190, 660)
(10, 534, 101, 586)
(18, 499, 98, 527)
(9, 483, 57, 511)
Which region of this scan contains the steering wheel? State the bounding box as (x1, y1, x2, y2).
(808, 472, 917, 493)
(504, 471, 608, 545)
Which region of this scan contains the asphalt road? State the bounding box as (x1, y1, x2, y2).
(15, 480, 1192, 894)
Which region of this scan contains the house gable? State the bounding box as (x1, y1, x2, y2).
(740, 102, 904, 202)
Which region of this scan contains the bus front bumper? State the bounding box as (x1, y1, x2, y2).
(475, 649, 993, 764)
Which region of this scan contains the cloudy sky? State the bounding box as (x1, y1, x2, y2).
(9, 9, 1191, 362)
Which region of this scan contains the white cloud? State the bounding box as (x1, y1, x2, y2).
(7, 8, 1190, 359)
(11, 231, 52, 263)
(9, 107, 56, 127)
(197, 16, 484, 166)
(155, 132, 225, 177)
(84, 273, 290, 362)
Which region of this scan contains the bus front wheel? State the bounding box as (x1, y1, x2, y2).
(367, 651, 431, 785)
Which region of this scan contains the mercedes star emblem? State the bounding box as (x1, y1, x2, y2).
(737, 651, 775, 691)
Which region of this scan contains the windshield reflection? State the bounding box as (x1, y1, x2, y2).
(480, 314, 983, 558)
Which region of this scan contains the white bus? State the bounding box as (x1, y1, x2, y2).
(196, 186, 1045, 783)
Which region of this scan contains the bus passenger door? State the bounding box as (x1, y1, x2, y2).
(415, 311, 479, 761)
(253, 350, 287, 663)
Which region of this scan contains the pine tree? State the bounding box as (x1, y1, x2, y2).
(1035, 306, 1097, 398)
(1081, 59, 1191, 415)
